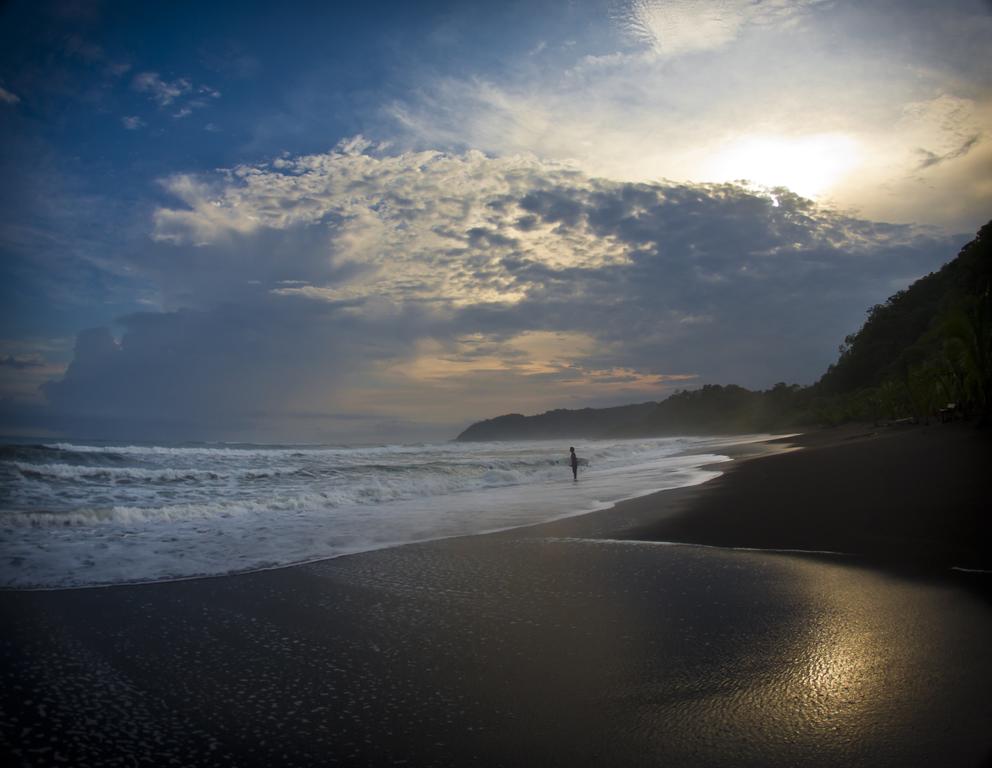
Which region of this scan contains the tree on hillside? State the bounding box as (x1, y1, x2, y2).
(817, 220, 991, 425)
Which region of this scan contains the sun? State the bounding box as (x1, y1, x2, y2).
(706, 133, 862, 199)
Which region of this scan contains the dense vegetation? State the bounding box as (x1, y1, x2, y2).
(457, 221, 992, 441)
(615, 382, 814, 436)
(814, 220, 992, 425)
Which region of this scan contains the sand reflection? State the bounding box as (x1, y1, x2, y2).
(612, 548, 992, 766)
(768, 565, 903, 749)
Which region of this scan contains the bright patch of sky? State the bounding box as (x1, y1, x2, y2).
(1, 0, 989, 441)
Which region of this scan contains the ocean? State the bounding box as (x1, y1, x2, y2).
(0, 436, 759, 589)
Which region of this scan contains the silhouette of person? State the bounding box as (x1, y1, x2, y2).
(569, 446, 578, 481)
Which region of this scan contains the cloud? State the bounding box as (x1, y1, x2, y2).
(38, 299, 444, 441)
(131, 71, 191, 105)
(916, 134, 981, 169)
(121, 115, 145, 130)
(149, 140, 631, 307)
(0, 354, 45, 369)
(0, 86, 20, 105)
(838, 93, 992, 228)
(384, 8, 992, 232)
(903, 94, 984, 157)
(131, 72, 219, 117)
(0, 341, 68, 409)
(617, 0, 826, 57)
(148, 140, 948, 308)
(904, 95, 985, 171)
(33, 140, 964, 441)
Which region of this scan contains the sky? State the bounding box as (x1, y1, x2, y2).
(1, 0, 990, 443)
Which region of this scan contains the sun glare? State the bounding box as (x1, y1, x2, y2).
(706, 133, 862, 199)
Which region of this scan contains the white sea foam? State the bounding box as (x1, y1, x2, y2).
(8, 461, 302, 484)
(0, 436, 761, 589)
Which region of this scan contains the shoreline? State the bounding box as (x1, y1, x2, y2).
(2, 422, 990, 766)
(0, 432, 785, 593)
(6, 423, 987, 590)
(620, 421, 992, 574)
(512, 421, 992, 602)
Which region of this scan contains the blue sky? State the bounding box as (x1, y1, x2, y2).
(1, 0, 990, 442)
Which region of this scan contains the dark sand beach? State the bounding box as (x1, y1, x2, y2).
(624, 422, 992, 574)
(2, 423, 991, 767)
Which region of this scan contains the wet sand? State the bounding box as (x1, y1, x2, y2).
(621, 422, 992, 573)
(2, 423, 991, 766)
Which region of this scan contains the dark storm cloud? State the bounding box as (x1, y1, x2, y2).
(39, 296, 442, 440)
(34, 145, 965, 438)
(449, 180, 958, 386)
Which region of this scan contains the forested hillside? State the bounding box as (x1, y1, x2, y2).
(815, 220, 991, 423)
(456, 402, 658, 441)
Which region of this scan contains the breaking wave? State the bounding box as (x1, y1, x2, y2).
(0, 436, 751, 588)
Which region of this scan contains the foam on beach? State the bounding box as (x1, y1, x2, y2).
(0, 436, 756, 589)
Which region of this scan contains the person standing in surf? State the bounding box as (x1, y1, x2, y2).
(569, 446, 579, 481)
